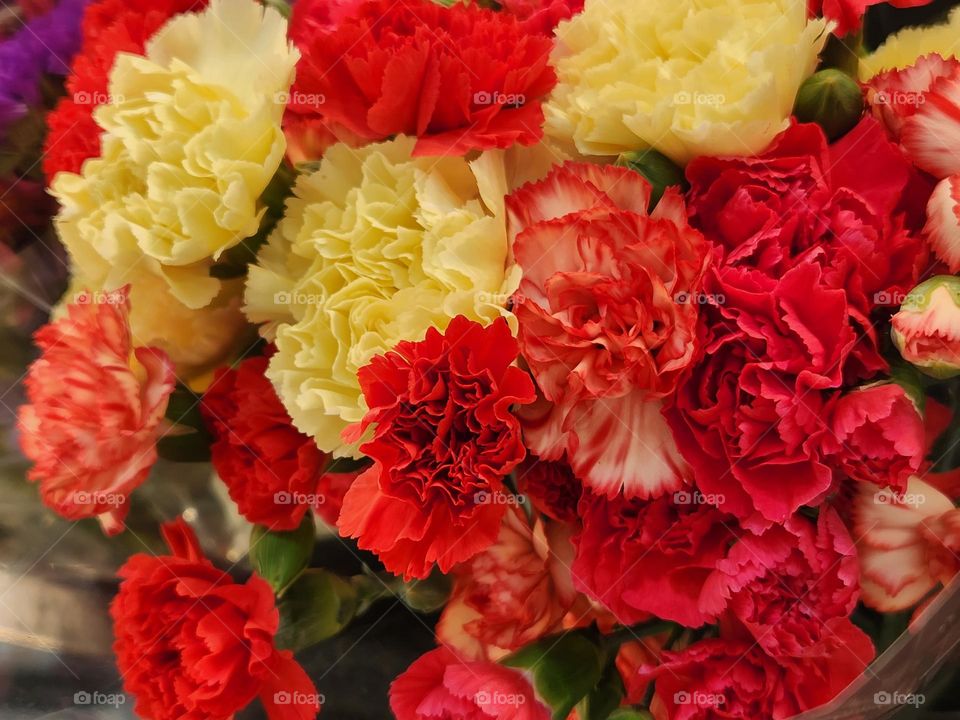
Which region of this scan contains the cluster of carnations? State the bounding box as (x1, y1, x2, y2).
(9, 0, 960, 717)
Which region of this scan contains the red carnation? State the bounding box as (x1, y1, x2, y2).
(499, 0, 584, 34)
(572, 490, 732, 627)
(510, 162, 709, 498)
(287, 0, 556, 156)
(686, 119, 931, 323)
(702, 509, 869, 661)
(390, 646, 549, 720)
(337, 316, 536, 580)
(809, 0, 933, 37)
(824, 383, 925, 490)
(43, 0, 205, 179)
(200, 354, 327, 531)
(111, 519, 320, 720)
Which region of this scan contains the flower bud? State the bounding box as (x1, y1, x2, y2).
(891, 275, 960, 379)
(616, 149, 686, 210)
(793, 69, 864, 140)
(249, 513, 315, 594)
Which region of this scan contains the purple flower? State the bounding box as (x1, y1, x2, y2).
(0, 0, 88, 136)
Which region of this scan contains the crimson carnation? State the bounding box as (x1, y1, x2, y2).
(287, 0, 556, 157)
(43, 0, 206, 179)
(686, 119, 930, 327)
(111, 519, 319, 720)
(572, 490, 732, 627)
(337, 316, 536, 580)
(499, 0, 584, 34)
(702, 509, 869, 661)
(516, 454, 581, 522)
(510, 162, 709, 498)
(390, 646, 549, 720)
(824, 383, 925, 490)
(200, 354, 327, 531)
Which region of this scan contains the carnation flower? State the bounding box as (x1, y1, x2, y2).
(545, 0, 827, 164)
(245, 137, 520, 455)
(925, 176, 960, 272)
(823, 383, 925, 489)
(852, 476, 960, 611)
(437, 508, 578, 660)
(112, 519, 320, 720)
(639, 639, 800, 720)
(51, 0, 298, 310)
(859, 6, 960, 80)
(498, 0, 584, 34)
(43, 0, 207, 179)
(17, 288, 175, 534)
(892, 276, 960, 378)
(337, 316, 535, 580)
(390, 646, 549, 720)
(572, 490, 732, 627)
(287, 0, 556, 156)
(809, 0, 932, 37)
(200, 354, 327, 531)
(685, 119, 930, 315)
(510, 162, 709, 497)
(701, 509, 868, 663)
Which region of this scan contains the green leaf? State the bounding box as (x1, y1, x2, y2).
(503, 632, 605, 720)
(609, 710, 653, 720)
(156, 384, 213, 462)
(249, 514, 316, 595)
(578, 660, 624, 720)
(274, 569, 361, 652)
(616, 149, 686, 211)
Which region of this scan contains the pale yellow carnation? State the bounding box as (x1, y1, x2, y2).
(860, 7, 960, 80)
(52, 0, 298, 310)
(245, 137, 521, 456)
(545, 0, 828, 164)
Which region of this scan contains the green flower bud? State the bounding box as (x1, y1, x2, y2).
(793, 69, 864, 141)
(616, 149, 687, 210)
(891, 275, 960, 379)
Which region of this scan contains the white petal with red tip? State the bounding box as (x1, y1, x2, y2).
(924, 175, 960, 272)
(901, 69, 960, 178)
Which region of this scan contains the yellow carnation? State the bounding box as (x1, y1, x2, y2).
(860, 7, 960, 80)
(545, 0, 828, 164)
(245, 137, 520, 456)
(52, 0, 298, 310)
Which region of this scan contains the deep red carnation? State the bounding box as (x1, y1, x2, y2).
(686, 119, 931, 324)
(510, 162, 709, 498)
(287, 0, 556, 157)
(702, 509, 869, 664)
(111, 519, 319, 720)
(43, 0, 205, 179)
(666, 263, 853, 530)
(516, 454, 581, 522)
(639, 639, 800, 720)
(824, 383, 925, 490)
(200, 354, 327, 531)
(571, 490, 732, 627)
(390, 646, 549, 720)
(337, 316, 536, 580)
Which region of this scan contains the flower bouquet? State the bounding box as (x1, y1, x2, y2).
(4, 0, 960, 717)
